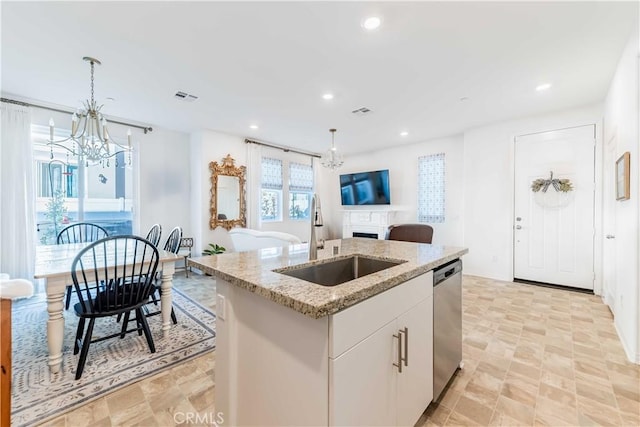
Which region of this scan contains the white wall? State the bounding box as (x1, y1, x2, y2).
(137, 126, 191, 242)
(603, 25, 640, 363)
(322, 135, 465, 247)
(190, 129, 246, 254)
(463, 104, 602, 281)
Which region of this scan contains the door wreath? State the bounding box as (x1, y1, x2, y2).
(531, 171, 574, 208)
(531, 171, 573, 193)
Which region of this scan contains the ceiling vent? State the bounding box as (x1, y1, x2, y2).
(351, 107, 371, 115)
(174, 91, 198, 102)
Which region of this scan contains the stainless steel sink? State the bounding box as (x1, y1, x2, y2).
(274, 255, 405, 286)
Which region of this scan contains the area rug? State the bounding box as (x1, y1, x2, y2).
(10, 288, 216, 427)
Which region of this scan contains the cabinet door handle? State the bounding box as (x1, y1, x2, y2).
(402, 327, 408, 367)
(392, 331, 403, 373)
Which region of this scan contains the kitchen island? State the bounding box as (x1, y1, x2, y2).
(190, 238, 467, 426)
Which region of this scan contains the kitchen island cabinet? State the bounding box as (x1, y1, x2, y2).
(190, 238, 467, 426)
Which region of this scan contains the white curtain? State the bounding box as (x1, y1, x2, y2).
(0, 102, 35, 280)
(245, 142, 262, 229)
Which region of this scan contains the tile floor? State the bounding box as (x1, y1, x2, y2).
(36, 273, 639, 426)
(417, 276, 640, 427)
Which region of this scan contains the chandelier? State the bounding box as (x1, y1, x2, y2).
(321, 128, 344, 170)
(47, 57, 131, 167)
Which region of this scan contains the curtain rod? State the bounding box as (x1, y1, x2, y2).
(1, 97, 153, 134)
(245, 138, 321, 158)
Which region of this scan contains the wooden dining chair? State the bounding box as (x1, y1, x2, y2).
(139, 226, 183, 327)
(1, 276, 33, 424)
(71, 235, 159, 380)
(145, 224, 162, 247)
(57, 223, 109, 310)
(56, 222, 108, 244)
(163, 226, 183, 255)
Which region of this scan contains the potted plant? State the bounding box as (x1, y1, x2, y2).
(202, 243, 226, 256)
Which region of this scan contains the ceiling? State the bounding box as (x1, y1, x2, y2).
(1, 1, 637, 155)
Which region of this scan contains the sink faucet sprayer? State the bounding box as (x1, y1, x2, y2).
(309, 193, 325, 260)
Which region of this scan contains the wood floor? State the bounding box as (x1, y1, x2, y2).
(36, 273, 639, 427)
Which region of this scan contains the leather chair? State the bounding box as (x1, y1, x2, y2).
(385, 224, 433, 244)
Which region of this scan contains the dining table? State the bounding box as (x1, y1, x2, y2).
(34, 242, 181, 374)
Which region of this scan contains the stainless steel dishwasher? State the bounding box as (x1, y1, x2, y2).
(433, 259, 463, 401)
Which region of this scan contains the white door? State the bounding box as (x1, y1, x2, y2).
(602, 134, 618, 309)
(514, 125, 595, 289)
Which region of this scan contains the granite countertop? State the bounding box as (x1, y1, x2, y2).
(189, 238, 468, 319)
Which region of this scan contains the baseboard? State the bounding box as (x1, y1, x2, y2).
(513, 278, 594, 294)
(614, 318, 640, 364)
(603, 290, 615, 312)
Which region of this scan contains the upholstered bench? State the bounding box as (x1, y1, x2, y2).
(228, 228, 301, 252)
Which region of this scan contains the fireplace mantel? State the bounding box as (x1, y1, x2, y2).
(342, 210, 397, 240)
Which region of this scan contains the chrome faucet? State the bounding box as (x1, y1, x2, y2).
(309, 193, 324, 260)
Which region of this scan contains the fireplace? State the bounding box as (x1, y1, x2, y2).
(342, 210, 397, 240)
(352, 232, 378, 239)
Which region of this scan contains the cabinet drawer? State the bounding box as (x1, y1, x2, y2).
(329, 271, 432, 358)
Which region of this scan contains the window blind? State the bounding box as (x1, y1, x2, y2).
(418, 153, 445, 223)
(289, 162, 313, 192)
(261, 157, 283, 190)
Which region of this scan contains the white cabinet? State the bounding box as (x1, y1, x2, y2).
(330, 321, 398, 426)
(216, 271, 434, 427)
(397, 297, 433, 426)
(329, 272, 434, 427)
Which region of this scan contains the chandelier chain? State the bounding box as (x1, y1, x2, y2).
(90, 60, 95, 105)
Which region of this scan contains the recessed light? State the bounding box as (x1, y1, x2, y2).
(400, 131, 409, 137)
(105, 97, 115, 102)
(536, 83, 552, 92)
(459, 97, 469, 102)
(362, 16, 381, 30)
(322, 93, 334, 100)
(249, 125, 259, 130)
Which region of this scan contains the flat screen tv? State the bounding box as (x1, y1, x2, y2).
(340, 169, 391, 205)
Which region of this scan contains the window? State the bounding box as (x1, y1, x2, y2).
(289, 162, 313, 220)
(260, 155, 315, 223)
(37, 162, 78, 198)
(418, 153, 445, 223)
(66, 165, 78, 197)
(32, 125, 134, 244)
(261, 157, 283, 221)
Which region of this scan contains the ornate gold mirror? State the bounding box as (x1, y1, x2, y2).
(209, 154, 246, 230)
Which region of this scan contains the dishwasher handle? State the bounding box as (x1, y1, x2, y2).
(434, 259, 462, 286)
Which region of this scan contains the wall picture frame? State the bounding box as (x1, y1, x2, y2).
(615, 151, 630, 201)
